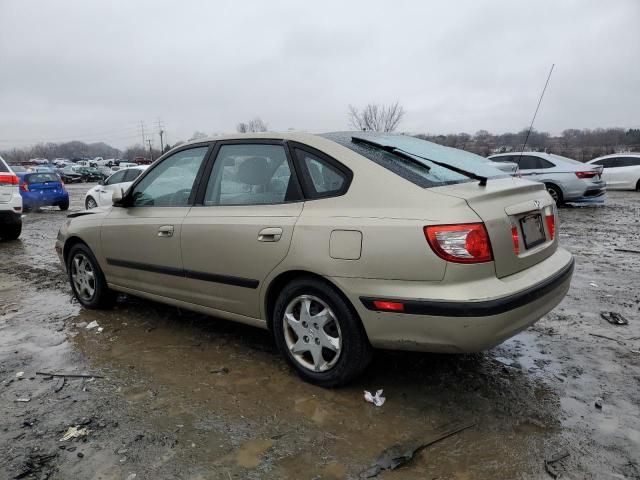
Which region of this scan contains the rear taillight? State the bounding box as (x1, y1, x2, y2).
(575, 171, 597, 179)
(511, 225, 520, 255)
(544, 205, 556, 240)
(20, 183, 29, 192)
(424, 223, 493, 264)
(0, 174, 19, 185)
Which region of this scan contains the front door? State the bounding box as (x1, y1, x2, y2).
(101, 145, 211, 300)
(180, 142, 304, 318)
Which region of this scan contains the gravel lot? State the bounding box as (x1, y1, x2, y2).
(1, 183, 639, 479)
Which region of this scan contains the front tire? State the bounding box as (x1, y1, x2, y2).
(545, 183, 563, 205)
(85, 196, 98, 210)
(67, 243, 115, 309)
(272, 277, 372, 387)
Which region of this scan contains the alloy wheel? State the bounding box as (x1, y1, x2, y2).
(71, 253, 96, 301)
(282, 295, 342, 372)
(86, 197, 98, 209)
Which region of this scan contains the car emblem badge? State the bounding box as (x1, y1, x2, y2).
(533, 200, 541, 209)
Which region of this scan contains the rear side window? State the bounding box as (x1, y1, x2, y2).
(26, 173, 60, 183)
(294, 148, 347, 196)
(204, 144, 301, 206)
(518, 155, 553, 170)
(491, 155, 514, 163)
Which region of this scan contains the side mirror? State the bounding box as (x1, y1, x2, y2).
(112, 187, 125, 206)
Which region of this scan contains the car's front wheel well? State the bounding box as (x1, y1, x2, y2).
(63, 236, 88, 264)
(264, 270, 361, 332)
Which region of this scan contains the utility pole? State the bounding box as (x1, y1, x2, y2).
(147, 139, 153, 162)
(157, 118, 165, 153)
(140, 120, 146, 147)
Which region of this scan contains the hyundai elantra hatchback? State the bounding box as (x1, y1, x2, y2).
(56, 132, 574, 386)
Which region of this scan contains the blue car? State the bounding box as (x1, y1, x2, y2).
(17, 172, 69, 211)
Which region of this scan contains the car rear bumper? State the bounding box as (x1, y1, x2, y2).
(22, 192, 69, 207)
(567, 187, 606, 204)
(330, 247, 574, 353)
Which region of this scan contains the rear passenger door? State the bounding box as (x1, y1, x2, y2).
(180, 141, 304, 318)
(516, 155, 554, 182)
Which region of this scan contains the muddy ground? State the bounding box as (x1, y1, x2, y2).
(1, 183, 639, 480)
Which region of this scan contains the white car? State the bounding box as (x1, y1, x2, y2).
(0, 156, 23, 240)
(84, 166, 148, 209)
(587, 153, 640, 191)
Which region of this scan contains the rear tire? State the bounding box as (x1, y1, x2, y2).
(59, 199, 69, 211)
(272, 277, 372, 387)
(636, 179, 640, 191)
(67, 243, 116, 309)
(2, 222, 22, 240)
(545, 183, 563, 205)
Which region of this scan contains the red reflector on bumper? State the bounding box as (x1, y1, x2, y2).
(372, 300, 405, 312)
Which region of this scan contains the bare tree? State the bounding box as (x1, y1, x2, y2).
(236, 117, 268, 133)
(188, 131, 207, 141)
(347, 102, 405, 132)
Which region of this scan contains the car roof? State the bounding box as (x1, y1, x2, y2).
(587, 152, 640, 162)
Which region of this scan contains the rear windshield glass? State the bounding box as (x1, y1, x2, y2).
(321, 132, 507, 188)
(26, 173, 60, 183)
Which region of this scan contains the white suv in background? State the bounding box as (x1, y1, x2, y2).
(587, 153, 640, 191)
(84, 165, 148, 209)
(0, 156, 23, 240)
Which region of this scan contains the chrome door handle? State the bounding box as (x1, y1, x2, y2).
(258, 227, 282, 242)
(158, 225, 174, 237)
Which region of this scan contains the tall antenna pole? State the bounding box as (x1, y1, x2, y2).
(519, 63, 555, 160)
(147, 139, 153, 162)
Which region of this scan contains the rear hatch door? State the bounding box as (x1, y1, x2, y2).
(433, 178, 557, 278)
(25, 173, 64, 197)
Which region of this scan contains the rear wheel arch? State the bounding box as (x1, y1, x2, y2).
(636, 178, 640, 191)
(264, 270, 361, 332)
(544, 182, 564, 204)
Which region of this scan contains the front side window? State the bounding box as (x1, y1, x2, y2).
(131, 146, 208, 207)
(123, 168, 143, 182)
(106, 170, 126, 185)
(204, 144, 299, 206)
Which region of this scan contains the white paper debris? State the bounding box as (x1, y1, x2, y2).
(589, 282, 598, 287)
(60, 426, 90, 441)
(85, 321, 99, 330)
(16, 371, 24, 378)
(97, 327, 104, 333)
(364, 389, 386, 407)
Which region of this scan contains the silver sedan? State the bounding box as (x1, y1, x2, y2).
(489, 152, 606, 204)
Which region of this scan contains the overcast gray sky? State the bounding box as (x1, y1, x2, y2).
(1, 0, 638, 149)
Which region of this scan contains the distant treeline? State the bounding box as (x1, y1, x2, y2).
(2, 128, 639, 164)
(0, 141, 171, 164)
(416, 127, 640, 161)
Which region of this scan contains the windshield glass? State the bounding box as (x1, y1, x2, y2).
(321, 132, 507, 188)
